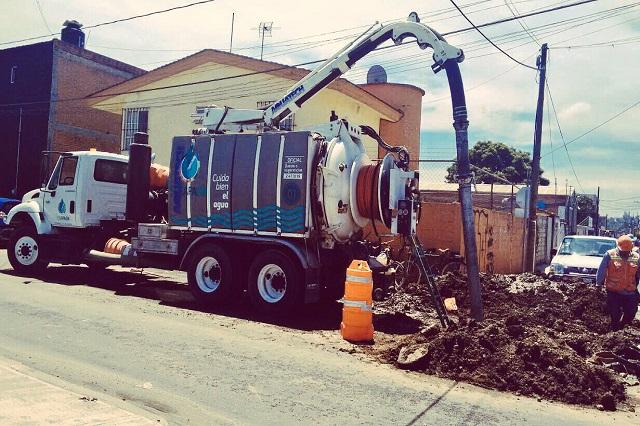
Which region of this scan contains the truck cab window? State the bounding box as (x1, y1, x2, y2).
(58, 157, 78, 186)
(47, 159, 62, 190)
(94, 159, 128, 184)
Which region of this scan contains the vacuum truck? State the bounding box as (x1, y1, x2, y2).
(4, 13, 467, 315)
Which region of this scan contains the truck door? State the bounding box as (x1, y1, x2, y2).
(42, 155, 79, 227)
(81, 158, 128, 225)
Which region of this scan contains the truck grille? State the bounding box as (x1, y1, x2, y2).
(565, 266, 597, 275)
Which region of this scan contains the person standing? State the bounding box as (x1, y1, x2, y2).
(596, 235, 640, 331)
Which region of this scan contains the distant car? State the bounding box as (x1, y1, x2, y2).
(0, 197, 20, 247)
(546, 235, 617, 282)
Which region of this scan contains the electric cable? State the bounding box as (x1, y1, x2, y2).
(542, 95, 640, 157)
(34, 0, 52, 34)
(545, 79, 585, 193)
(0, 0, 218, 47)
(0, 0, 625, 110)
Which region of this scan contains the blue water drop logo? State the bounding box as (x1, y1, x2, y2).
(180, 140, 200, 181)
(58, 199, 66, 214)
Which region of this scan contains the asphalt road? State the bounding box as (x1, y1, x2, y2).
(0, 251, 637, 425)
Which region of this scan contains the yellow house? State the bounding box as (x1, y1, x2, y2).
(89, 49, 424, 166)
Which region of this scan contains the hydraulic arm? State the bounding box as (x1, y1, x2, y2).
(194, 12, 463, 131)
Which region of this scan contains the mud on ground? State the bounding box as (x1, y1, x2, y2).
(367, 273, 640, 411)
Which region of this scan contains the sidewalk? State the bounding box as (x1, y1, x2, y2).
(0, 358, 158, 425)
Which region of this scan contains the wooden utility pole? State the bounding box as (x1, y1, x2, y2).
(594, 186, 600, 235)
(525, 43, 548, 272)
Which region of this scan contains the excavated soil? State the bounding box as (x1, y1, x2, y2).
(367, 273, 640, 410)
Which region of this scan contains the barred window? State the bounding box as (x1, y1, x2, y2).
(121, 107, 149, 150)
(256, 100, 295, 131)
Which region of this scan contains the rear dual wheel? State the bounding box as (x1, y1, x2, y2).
(187, 243, 233, 305)
(248, 249, 303, 316)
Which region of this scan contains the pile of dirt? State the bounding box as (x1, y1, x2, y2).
(368, 273, 640, 410)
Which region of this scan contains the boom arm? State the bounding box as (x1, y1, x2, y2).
(196, 13, 464, 131)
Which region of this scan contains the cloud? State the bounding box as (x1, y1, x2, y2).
(559, 102, 591, 121)
(2, 0, 638, 215)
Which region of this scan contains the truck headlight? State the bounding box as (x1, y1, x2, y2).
(0, 211, 6, 223)
(550, 263, 565, 274)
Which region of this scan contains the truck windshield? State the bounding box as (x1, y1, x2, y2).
(558, 238, 616, 257)
(47, 156, 77, 190)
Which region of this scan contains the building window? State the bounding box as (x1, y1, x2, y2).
(279, 113, 295, 131)
(121, 107, 149, 150)
(256, 100, 295, 131)
(10, 65, 17, 84)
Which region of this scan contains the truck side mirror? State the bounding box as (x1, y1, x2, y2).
(551, 248, 557, 256)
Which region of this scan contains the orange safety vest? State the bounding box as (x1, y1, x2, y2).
(605, 248, 639, 293)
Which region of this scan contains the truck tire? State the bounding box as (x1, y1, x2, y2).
(8, 226, 49, 275)
(187, 243, 233, 305)
(248, 249, 303, 315)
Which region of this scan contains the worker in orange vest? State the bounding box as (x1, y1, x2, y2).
(596, 235, 640, 331)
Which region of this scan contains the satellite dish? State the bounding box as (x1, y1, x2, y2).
(367, 65, 387, 84)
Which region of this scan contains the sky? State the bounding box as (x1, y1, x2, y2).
(1, 0, 639, 216)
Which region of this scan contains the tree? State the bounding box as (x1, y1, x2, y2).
(445, 140, 550, 186)
(576, 194, 596, 225)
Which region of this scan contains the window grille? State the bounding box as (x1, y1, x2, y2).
(121, 107, 149, 150)
(256, 101, 295, 131)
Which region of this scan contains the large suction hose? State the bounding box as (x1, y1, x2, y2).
(444, 59, 483, 321)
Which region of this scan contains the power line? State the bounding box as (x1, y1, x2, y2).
(448, 0, 543, 70)
(542, 97, 640, 157)
(504, 0, 541, 46)
(34, 0, 52, 34)
(601, 196, 640, 202)
(0, 0, 615, 109)
(545, 87, 557, 185)
(0, 0, 217, 47)
(545, 79, 585, 193)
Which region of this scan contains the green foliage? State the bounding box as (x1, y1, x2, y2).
(445, 140, 550, 186)
(577, 194, 596, 225)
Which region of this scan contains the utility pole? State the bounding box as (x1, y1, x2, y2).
(525, 43, 548, 272)
(229, 13, 235, 53)
(594, 186, 600, 235)
(14, 107, 23, 197)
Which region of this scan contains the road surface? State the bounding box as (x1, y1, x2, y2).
(0, 251, 636, 425)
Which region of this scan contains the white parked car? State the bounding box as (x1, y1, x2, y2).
(546, 235, 617, 282)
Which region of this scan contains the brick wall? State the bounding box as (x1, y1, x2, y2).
(49, 41, 144, 154)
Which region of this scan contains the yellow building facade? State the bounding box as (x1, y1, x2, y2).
(90, 50, 406, 166)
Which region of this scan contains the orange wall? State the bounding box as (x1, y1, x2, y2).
(417, 202, 526, 274)
(359, 83, 424, 162)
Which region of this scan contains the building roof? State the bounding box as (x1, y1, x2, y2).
(53, 39, 145, 76)
(1, 40, 145, 77)
(88, 49, 402, 121)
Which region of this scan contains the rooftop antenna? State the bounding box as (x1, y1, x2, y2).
(253, 21, 277, 60)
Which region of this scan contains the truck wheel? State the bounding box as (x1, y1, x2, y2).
(187, 244, 232, 305)
(248, 249, 302, 315)
(8, 226, 49, 275)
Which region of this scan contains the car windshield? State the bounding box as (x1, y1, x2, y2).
(558, 237, 616, 257)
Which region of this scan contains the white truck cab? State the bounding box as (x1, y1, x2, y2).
(8, 151, 128, 231)
(5, 151, 130, 274)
